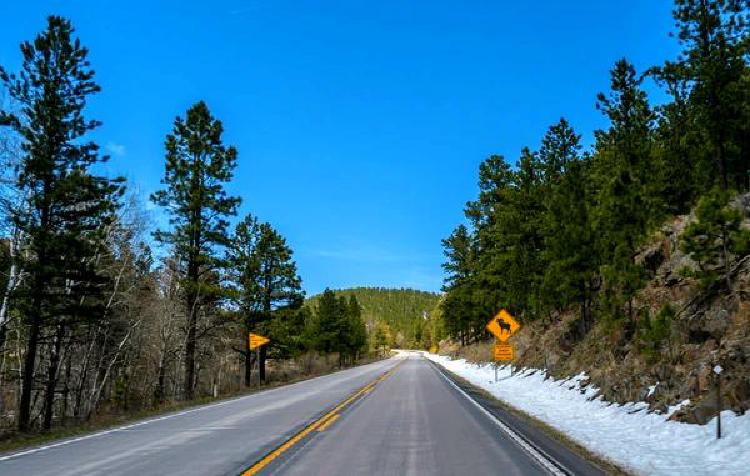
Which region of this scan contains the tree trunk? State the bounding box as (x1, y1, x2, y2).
(156, 350, 167, 404)
(183, 293, 198, 400)
(244, 342, 252, 387)
(259, 345, 266, 384)
(0, 324, 6, 359)
(61, 347, 72, 423)
(18, 318, 41, 431)
(74, 327, 97, 418)
(43, 324, 64, 431)
(0, 222, 24, 355)
(85, 325, 134, 420)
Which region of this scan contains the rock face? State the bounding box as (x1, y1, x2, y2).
(510, 203, 750, 425)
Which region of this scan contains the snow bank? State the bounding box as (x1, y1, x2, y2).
(427, 353, 750, 476)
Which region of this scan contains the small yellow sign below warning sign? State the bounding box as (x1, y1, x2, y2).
(494, 343, 514, 362)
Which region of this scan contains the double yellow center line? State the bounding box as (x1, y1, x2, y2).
(241, 364, 399, 475)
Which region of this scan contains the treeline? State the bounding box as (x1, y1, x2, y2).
(307, 287, 440, 349)
(302, 290, 368, 366)
(0, 16, 368, 434)
(441, 0, 750, 343)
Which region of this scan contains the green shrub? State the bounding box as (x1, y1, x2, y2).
(639, 304, 674, 361)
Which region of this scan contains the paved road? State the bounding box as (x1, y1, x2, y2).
(271, 356, 550, 476)
(0, 359, 398, 476)
(0, 354, 603, 475)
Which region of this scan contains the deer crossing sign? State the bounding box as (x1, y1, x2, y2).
(486, 309, 520, 342)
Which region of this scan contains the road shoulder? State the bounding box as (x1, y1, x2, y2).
(429, 360, 632, 476)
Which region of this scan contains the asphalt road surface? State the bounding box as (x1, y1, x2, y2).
(0, 354, 604, 476)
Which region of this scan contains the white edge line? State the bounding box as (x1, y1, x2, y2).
(0, 358, 399, 463)
(433, 362, 568, 476)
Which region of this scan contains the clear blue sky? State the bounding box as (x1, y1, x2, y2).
(0, 0, 679, 295)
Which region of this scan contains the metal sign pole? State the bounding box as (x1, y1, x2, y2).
(715, 364, 723, 439)
(257, 347, 261, 387)
(494, 338, 498, 383)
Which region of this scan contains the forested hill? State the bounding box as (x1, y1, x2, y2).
(306, 288, 440, 348)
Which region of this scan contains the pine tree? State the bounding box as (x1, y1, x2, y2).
(0, 16, 125, 431)
(651, 61, 702, 213)
(538, 118, 580, 182)
(681, 187, 750, 289)
(543, 158, 598, 334)
(150, 101, 240, 400)
(671, 0, 749, 190)
(311, 288, 341, 354)
(441, 225, 474, 289)
(346, 295, 367, 361)
(336, 295, 352, 366)
(227, 215, 302, 384)
(465, 155, 514, 233)
(508, 147, 545, 317)
(470, 148, 545, 326)
(440, 225, 478, 341)
(265, 306, 309, 358)
(227, 214, 261, 385)
(594, 59, 655, 323)
(538, 119, 597, 334)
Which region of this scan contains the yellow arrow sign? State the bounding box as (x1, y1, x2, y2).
(494, 342, 514, 361)
(249, 333, 270, 350)
(486, 309, 520, 342)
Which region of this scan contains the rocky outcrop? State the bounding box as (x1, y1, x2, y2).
(508, 200, 750, 424)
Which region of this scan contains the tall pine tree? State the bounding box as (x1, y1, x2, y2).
(346, 295, 367, 360)
(441, 224, 477, 342)
(672, 0, 749, 190)
(594, 59, 655, 323)
(150, 101, 240, 400)
(0, 16, 124, 431)
(539, 119, 598, 334)
(227, 215, 302, 384)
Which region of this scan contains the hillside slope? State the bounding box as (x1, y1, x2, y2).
(306, 287, 440, 348)
(455, 195, 750, 424)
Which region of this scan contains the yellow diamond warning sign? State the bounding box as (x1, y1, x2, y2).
(486, 309, 520, 342)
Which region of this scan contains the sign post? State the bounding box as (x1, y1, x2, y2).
(248, 333, 270, 386)
(486, 310, 520, 382)
(714, 364, 723, 439)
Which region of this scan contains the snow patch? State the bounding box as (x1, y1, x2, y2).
(426, 353, 750, 476)
(667, 399, 691, 418)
